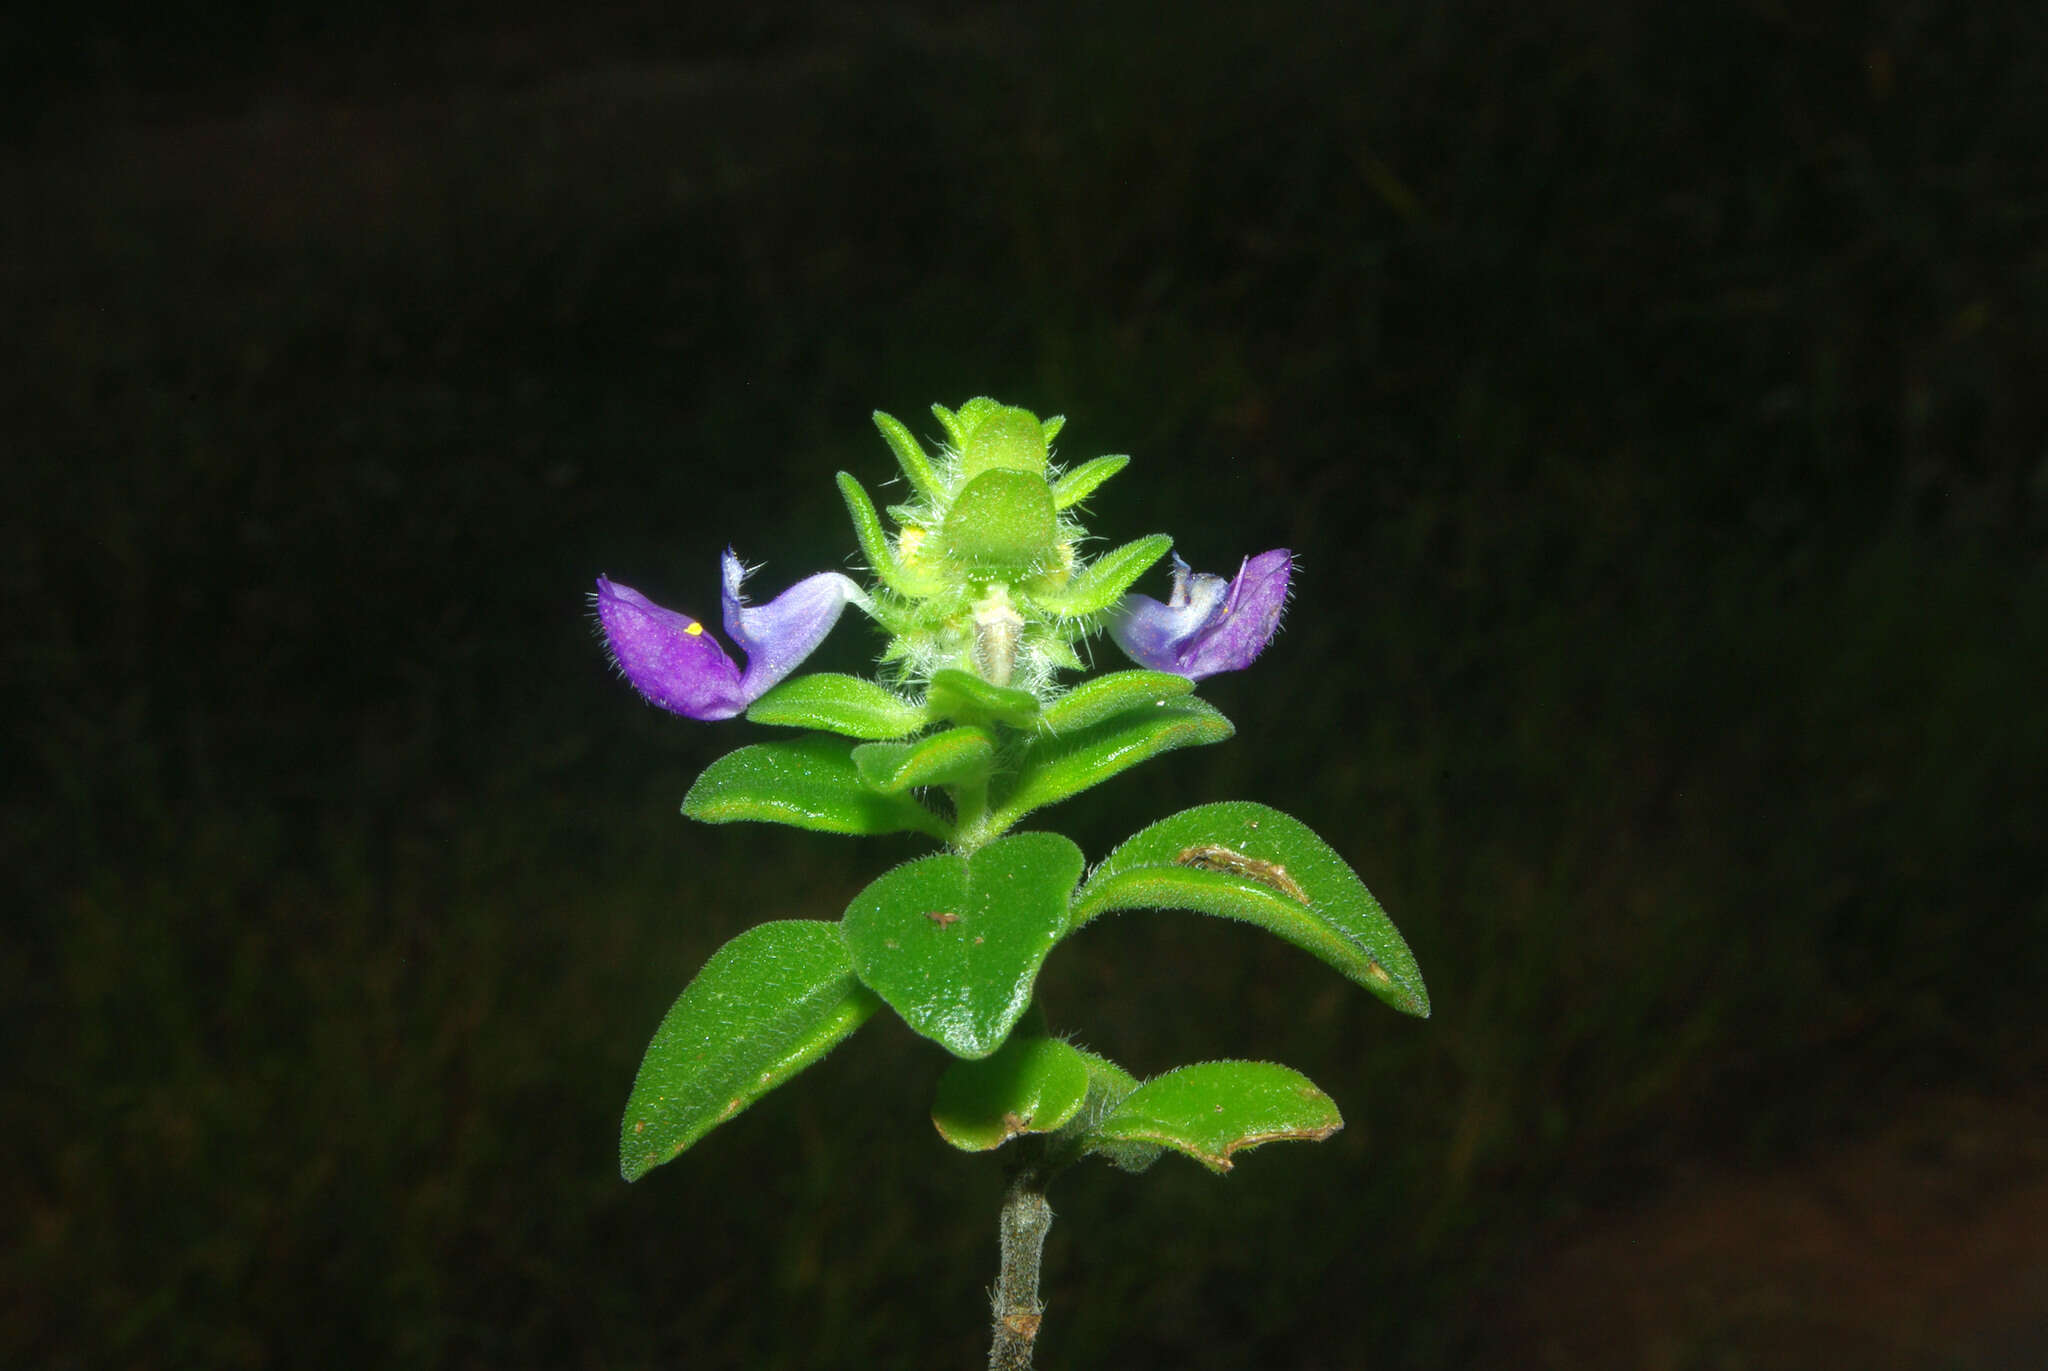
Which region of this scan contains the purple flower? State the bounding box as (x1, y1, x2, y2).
(1107, 548, 1292, 680)
(596, 551, 864, 720)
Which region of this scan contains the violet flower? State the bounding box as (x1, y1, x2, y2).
(596, 551, 864, 720)
(1107, 548, 1292, 680)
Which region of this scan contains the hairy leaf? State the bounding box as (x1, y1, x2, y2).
(683, 735, 951, 840)
(852, 725, 996, 793)
(1036, 670, 1195, 734)
(925, 667, 1042, 729)
(746, 673, 929, 740)
(840, 833, 1085, 1058)
(620, 921, 880, 1180)
(932, 1035, 1092, 1151)
(1070, 801, 1428, 1016)
(1084, 1061, 1341, 1174)
(983, 699, 1233, 835)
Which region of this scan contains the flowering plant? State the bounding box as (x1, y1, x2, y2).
(598, 399, 1428, 1367)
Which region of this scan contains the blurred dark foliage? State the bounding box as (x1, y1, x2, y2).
(3, 2, 2043, 1368)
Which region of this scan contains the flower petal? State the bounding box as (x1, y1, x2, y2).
(596, 576, 750, 719)
(718, 550, 865, 701)
(1108, 548, 1292, 680)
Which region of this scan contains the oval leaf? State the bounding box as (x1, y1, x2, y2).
(1070, 801, 1428, 1016)
(852, 726, 996, 793)
(683, 735, 951, 840)
(839, 832, 1085, 1058)
(621, 921, 880, 1181)
(746, 673, 929, 739)
(1036, 669, 1195, 734)
(932, 1035, 1092, 1151)
(1085, 1061, 1341, 1174)
(984, 699, 1233, 834)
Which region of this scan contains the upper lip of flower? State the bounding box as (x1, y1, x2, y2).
(595, 551, 865, 720)
(1106, 548, 1292, 680)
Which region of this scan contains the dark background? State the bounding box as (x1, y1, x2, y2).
(5, 3, 2044, 1367)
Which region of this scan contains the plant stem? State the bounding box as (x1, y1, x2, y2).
(987, 1164, 1053, 1370)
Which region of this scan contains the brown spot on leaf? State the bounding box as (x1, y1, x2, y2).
(925, 909, 960, 927)
(1174, 843, 1309, 902)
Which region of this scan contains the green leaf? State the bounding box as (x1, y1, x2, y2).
(1070, 802, 1428, 1017)
(871, 410, 945, 503)
(1028, 534, 1173, 617)
(981, 699, 1233, 836)
(683, 735, 951, 840)
(746, 673, 928, 740)
(620, 921, 880, 1180)
(925, 667, 1042, 729)
(1036, 670, 1195, 734)
(1041, 414, 1066, 444)
(932, 1035, 1091, 1151)
(1084, 1061, 1341, 1174)
(1049, 453, 1129, 510)
(840, 833, 1085, 1058)
(852, 726, 996, 793)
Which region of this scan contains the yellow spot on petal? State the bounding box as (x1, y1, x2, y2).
(684, 622, 705, 636)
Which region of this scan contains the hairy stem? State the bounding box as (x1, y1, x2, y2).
(987, 1165, 1053, 1371)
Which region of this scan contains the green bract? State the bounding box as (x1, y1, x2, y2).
(615, 399, 1428, 1247)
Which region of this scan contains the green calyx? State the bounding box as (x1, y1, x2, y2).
(849, 398, 1166, 700)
